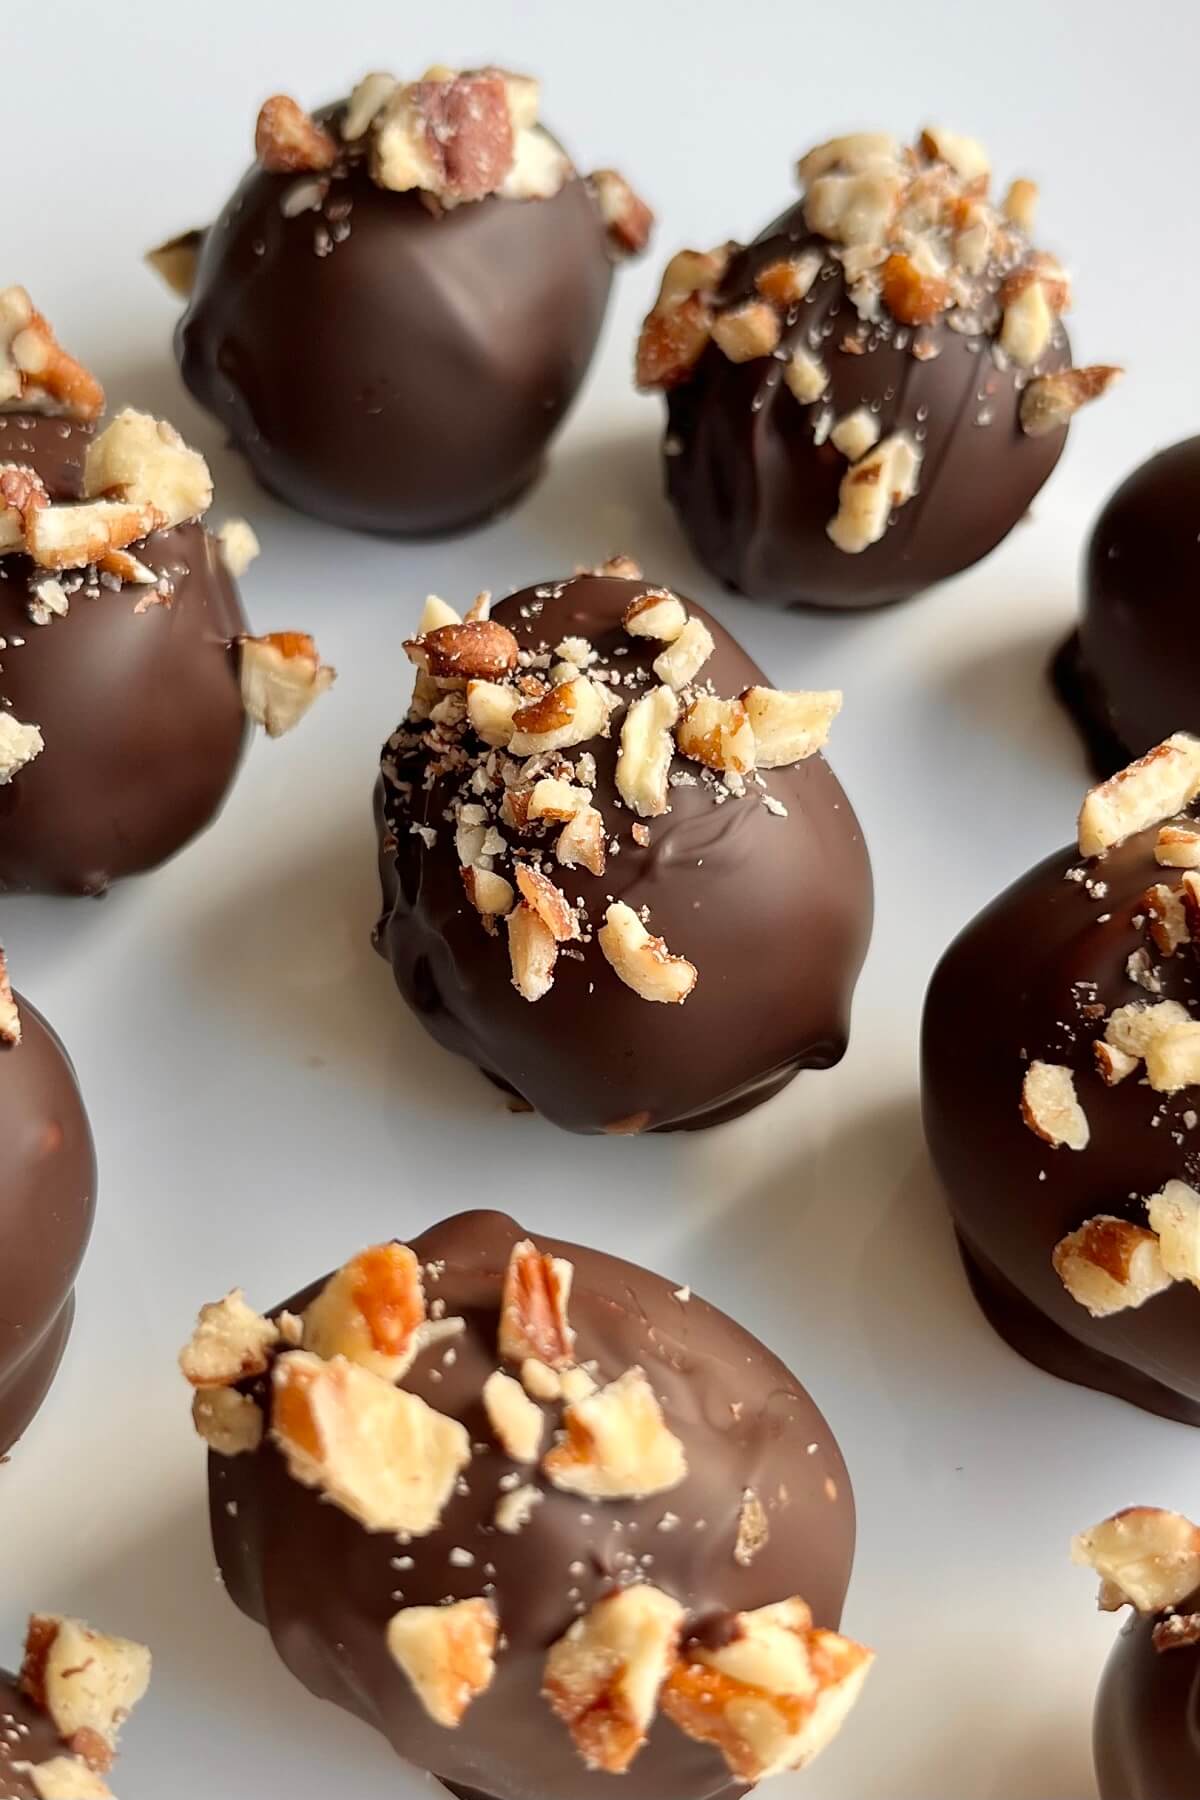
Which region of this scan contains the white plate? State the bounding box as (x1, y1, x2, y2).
(3, 2, 1198, 1795)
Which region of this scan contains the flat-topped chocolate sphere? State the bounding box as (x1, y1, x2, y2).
(639, 126, 1118, 610)
(0, 966, 95, 1458)
(923, 736, 1200, 1424)
(0, 1613, 151, 1799)
(186, 1211, 870, 1800)
(1056, 439, 1200, 774)
(374, 565, 872, 1132)
(164, 70, 652, 534)
(0, 288, 333, 894)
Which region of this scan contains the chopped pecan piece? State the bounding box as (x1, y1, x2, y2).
(1020, 1061, 1089, 1150)
(624, 590, 687, 643)
(599, 901, 697, 1004)
(387, 1599, 498, 1727)
(179, 1290, 279, 1387)
(543, 1367, 687, 1499)
(303, 1242, 427, 1381)
(590, 169, 654, 257)
(827, 433, 921, 553)
(1053, 1217, 1173, 1317)
(617, 685, 679, 818)
(499, 1238, 576, 1368)
(1078, 736, 1200, 856)
(507, 902, 559, 1001)
(676, 695, 756, 778)
(0, 286, 105, 421)
(20, 1616, 151, 1772)
(255, 95, 338, 172)
(652, 617, 715, 691)
(544, 1586, 684, 1773)
(711, 301, 781, 363)
(1020, 365, 1121, 436)
(1073, 1508, 1200, 1612)
(881, 252, 950, 325)
(741, 687, 842, 766)
(508, 677, 607, 755)
(192, 1386, 264, 1456)
(406, 620, 520, 683)
(1147, 1181, 1200, 1288)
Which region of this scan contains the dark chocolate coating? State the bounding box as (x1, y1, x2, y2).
(210, 1209, 856, 1800)
(663, 203, 1069, 610)
(0, 996, 96, 1457)
(0, 415, 249, 895)
(177, 108, 614, 535)
(0, 1669, 62, 1800)
(1056, 438, 1200, 774)
(923, 825, 1200, 1424)
(1094, 1597, 1200, 1799)
(374, 574, 873, 1133)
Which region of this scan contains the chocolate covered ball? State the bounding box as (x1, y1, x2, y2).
(0, 1614, 151, 1799)
(0, 964, 95, 1457)
(164, 70, 652, 535)
(373, 565, 872, 1133)
(1056, 439, 1200, 774)
(639, 127, 1119, 610)
(187, 1211, 870, 1800)
(923, 737, 1200, 1424)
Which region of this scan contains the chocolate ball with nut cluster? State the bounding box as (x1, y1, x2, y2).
(0, 287, 334, 895)
(0, 1612, 152, 1799)
(1074, 1506, 1200, 1800)
(373, 560, 872, 1133)
(1056, 438, 1200, 775)
(183, 1210, 870, 1800)
(639, 126, 1120, 610)
(0, 958, 95, 1460)
(156, 68, 653, 535)
(923, 733, 1200, 1425)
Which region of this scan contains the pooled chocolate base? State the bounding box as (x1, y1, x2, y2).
(1094, 1595, 1200, 1799)
(209, 1210, 855, 1800)
(0, 415, 249, 895)
(663, 202, 1069, 611)
(0, 998, 96, 1457)
(374, 574, 872, 1134)
(923, 828, 1200, 1425)
(0, 1670, 62, 1800)
(178, 111, 614, 536)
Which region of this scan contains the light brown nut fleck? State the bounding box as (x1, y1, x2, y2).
(1094, 1039, 1138, 1086)
(1106, 1000, 1191, 1059)
(144, 228, 205, 299)
(23, 1757, 113, 1798)
(798, 134, 900, 184)
(1020, 365, 1122, 437)
(1144, 884, 1191, 957)
(636, 293, 715, 390)
(515, 866, 577, 943)
(1002, 177, 1039, 232)
(84, 408, 212, 528)
(784, 348, 828, 405)
(652, 617, 715, 692)
(500, 1238, 576, 1369)
(617, 685, 679, 818)
(373, 72, 514, 204)
(756, 250, 823, 305)
(740, 687, 842, 766)
(544, 1585, 685, 1773)
(483, 1369, 544, 1463)
(303, 1242, 427, 1380)
(711, 301, 781, 364)
(999, 280, 1054, 367)
(1053, 1217, 1173, 1317)
(256, 95, 338, 172)
(557, 804, 607, 877)
(528, 778, 593, 823)
(387, 1598, 498, 1728)
(1021, 1061, 1090, 1151)
(217, 518, 260, 578)
(406, 620, 520, 683)
(0, 712, 45, 787)
(21, 1616, 151, 1772)
(508, 677, 607, 755)
(462, 865, 516, 925)
(543, 1367, 687, 1500)
(590, 169, 655, 257)
(918, 125, 991, 184)
(341, 71, 398, 142)
(521, 1358, 562, 1402)
(192, 1385, 263, 1455)
(240, 632, 335, 737)
(561, 1365, 598, 1402)
(804, 169, 902, 247)
(0, 287, 105, 422)
(1078, 736, 1200, 857)
(500, 125, 572, 202)
(676, 696, 756, 778)
(0, 949, 20, 1046)
(25, 499, 160, 572)
(624, 591, 688, 643)
(599, 901, 697, 1005)
(661, 1597, 874, 1781)
(827, 432, 922, 553)
(880, 253, 949, 326)
(735, 1489, 769, 1566)
(1073, 1508, 1200, 1613)
(179, 1290, 279, 1388)
(272, 1349, 470, 1533)
(1146, 1181, 1200, 1287)
(1144, 1021, 1200, 1093)
(1156, 823, 1200, 869)
(495, 1483, 544, 1534)
(464, 679, 519, 748)
(0, 463, 49, 551)
(507, 902, 559, 1002)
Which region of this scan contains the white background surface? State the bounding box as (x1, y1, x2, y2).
(3, 2, 1198, 1795)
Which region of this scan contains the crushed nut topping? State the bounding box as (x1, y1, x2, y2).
(1146, 1181, 1200, 1288)
(240, 632, 335, 736)
(387, 1599, 498, 1728)
(21, 1758, 114, 1798)
(1020, 1061, 1090, 1151)
(84, 409, 212, 530)
(217, 517, 261, 579)
(192, 1386, 264, 1457)
(589, 169, 655, 259)
(598, 902, 697, 1005)
(499, 1239, 576, 1369)
(483, 1369, 544, 1463)
(256, 95, 338, 172)
(179, 1291, 280, 1388)
(617, 685, 679, 817)
(1078, 735, 1200, 857)
(0, 287, 104, 422)
(1020, 365, 1121, 436)
(1073, 1508, 1200, 1613)
(735, 1489, 770, 1566)
(20, 1616, 151, 1774)
(544, 1586, 685, 1773)
(302, 1243, 428, 1381)
(543, 1367, 688, 1499)
(635, 247, 733, 389)
(0, 712, 43, 787)
(827, 432, 922, 554)
(1052, 1217, 1172, 1317)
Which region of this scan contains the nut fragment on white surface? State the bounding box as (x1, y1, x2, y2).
(1020, 366, 1122, 436)
(84, 409, 212, 528)
(499, 1239, 575, 1369)
(676, 696, 756, 777)
(617, 685, 679, 818)
(1146, 1182, 1200, 1287)
(508, 677, 607, 755)
(179, 1290, 279, 1387)
(483, 1369, 544, 1463)
(302, 1242, 427, 1381)
(0, 285, 105, 421)
(507, 903, 559, 1002)
(0, 949, 20, 1046)
(741, 688, 842, 766)
(661, 1597, 874, 1781)
(652, 618, 715, 692)
(1020, 1062, 1089, 1151)
(599, 902, 697, 1005)
(240, 632, 336, 737)
(827, 433, 921, 553)
(192, 1386, 264, 1456)
(623, 591, 688, 643)
(544, 1585, 684, 1773)
(1144, 1021, 1200, 1093)
(386, 1599, 498, 1728)
(1072, 1508, 1200, 1612)
(0, 713, 45, 786)
(1052, 1217, 1173, 1317)
(21, 1614, 151, 1771)
(216, 518, 261, 578)
(271, 1350, 470, 1534)
(543, 1368, 687, 1499)
(1078, 736, 1200, 857)
(830, 409, 882, 462)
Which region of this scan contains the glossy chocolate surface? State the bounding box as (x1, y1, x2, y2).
(1057, 438, 1200, 773)
(178, 108, 614, 535)
(0, 414, 249, 895)
(374, 574, 873, 1133)
(0, 996, 96, 1457)
(210, 1209, 856, 1800)
(664, 203, 1069, 610)
(923, 825, 1200, 1423)
(1095, 1598, 1200, 1799)
(0, 1668, 61, 1800)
